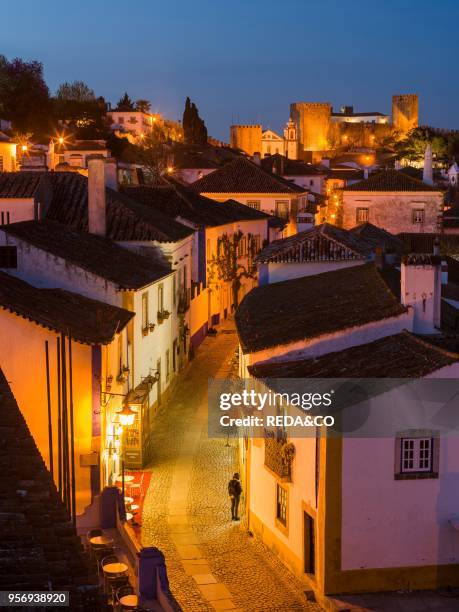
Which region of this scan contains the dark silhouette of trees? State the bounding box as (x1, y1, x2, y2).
(0, 56, 51, 136)
(135, 99, 151, 113)
(182, 97, 208, 145)
(116, 92, 135, 111)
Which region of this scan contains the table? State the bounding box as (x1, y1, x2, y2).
(116, 475, 134, 483)
(119, 594, 138, 608)
(89, 535, 114, 547)
(103, 562, 128, 576)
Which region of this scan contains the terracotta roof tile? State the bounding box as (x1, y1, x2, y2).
(235, 263, 407, 353)
(0, 172, 45, 198)
(0, 271, 133, 344)
(256, 223, 371, 264)
(124, 183, 271, 228)
(248, 332, 458, 378)
(191, 157, 306, 194)
(4, 219, 170, 289)
(46, 171, 193, 242)
(350, 222, 406, 254)
(343, 169, 440, 192)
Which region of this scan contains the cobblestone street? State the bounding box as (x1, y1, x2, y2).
(141, 319, 321, 611)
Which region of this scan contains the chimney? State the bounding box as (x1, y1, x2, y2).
(321, 158, 330, 169)
(364, 168, 369, 180)
(88, 156, 106, 237)
(394, 159, 402, 171)
(253, 152, 261, 165)
(104, 157, 118, 191)
(374, 246, 385, 269)
(279, 155, 285, 176)
(401, 254, 441, 333)
(47, 140, 55, 171)
(423, 143, 433, 186)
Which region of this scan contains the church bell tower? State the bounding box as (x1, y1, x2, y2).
(283, 118, 298, 159)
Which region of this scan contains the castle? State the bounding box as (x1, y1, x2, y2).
(230, 94, 418, 162)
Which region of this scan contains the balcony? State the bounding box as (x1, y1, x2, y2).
(177, 288, 191, 314)
(264, 433, 295, 481)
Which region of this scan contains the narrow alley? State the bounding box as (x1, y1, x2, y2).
(141, 319, 320, 611)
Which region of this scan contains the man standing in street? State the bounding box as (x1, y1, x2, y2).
(228, 472, 242, 521)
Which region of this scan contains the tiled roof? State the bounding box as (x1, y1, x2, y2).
(190, 157, 306, 194)
(0, 172, 45, 198)
(124, 183, 271, 228)
(327, 168, 364, 181)
(4, 219, 170, 289)
(235, 263, 407, 353)
(0, 369, 103, 601)
(256, 223, 371, 264)
(397, 233, 459, 255)
(343, 169, 440, 192)
(261, 154, 325, 177)
(0, 271, 133, 344)
(350, 222, 406, 254)
(248, 332, 457, 378)
(45, 171, 193, 242)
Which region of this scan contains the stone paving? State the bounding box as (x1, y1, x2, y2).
(141, 319, 320, 611)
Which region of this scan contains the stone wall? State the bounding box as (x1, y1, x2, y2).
(230, 124, 262, 156)
(392, 94, 419, 135)
(290, 102, 331, 152)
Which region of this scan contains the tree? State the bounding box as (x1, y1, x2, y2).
(56, 80, 95, 103)
(117, 92, 135, 111)
(0, 57, 51, 135)
(182, 97, 208, 145)
(207, 231, 259, 309)
(135, 99, 151, 113)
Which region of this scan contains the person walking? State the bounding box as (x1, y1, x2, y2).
(228, 472, 242, 521)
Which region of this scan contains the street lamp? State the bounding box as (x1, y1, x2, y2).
(117, 404, 136, 427)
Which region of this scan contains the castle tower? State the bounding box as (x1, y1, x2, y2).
(283, 118, 298, 159)
(392, 94, 419, 135)
(230, 124, 262, 157)
(290, 102, 331, 155)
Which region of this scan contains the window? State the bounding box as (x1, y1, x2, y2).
(276, 484, 288, 526)
(141, 292, 149, 330)
(252, 235, 261, 254)
(356, 207, 369, 223)
(1, 211, 10, 225)
(246, 201, 261, 210)
(183, 265, 187, 291)
(303, 512, 315, 575)
(402, 438, 432, 472)
(173, 275, 176, 306)
(275, 201, 289, 220)
(158, 284, 164, 312)
(206, 238, 211, 261)
(165, 349, 170, 382)
(395, 432, 439, 479)
(0, 156, 3, 171)
(310, 179, 314, 186)
(0, 246, 17, 268)
(118, 116, 124, 124)
(412, 209, 425, 224)
(172, 339, 177, 372)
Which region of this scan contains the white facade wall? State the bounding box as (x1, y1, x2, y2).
(0, 198, 37, 224)
(248, 434, 318, 566)
(260, 259, 365, 285)
(341, 363, 459, 570)
(342, 192, 443, 234)
(283, 174, 325, 194)
(401, 262, 442, 334)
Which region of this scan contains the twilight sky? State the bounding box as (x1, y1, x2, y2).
(1, 0, 458, 140)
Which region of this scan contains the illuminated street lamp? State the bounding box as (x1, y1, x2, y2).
(117, 404, 136, 427)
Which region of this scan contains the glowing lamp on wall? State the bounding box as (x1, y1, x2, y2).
(117, 404, 136, 427)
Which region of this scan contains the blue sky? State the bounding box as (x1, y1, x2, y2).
(1, 0, 458, 140)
